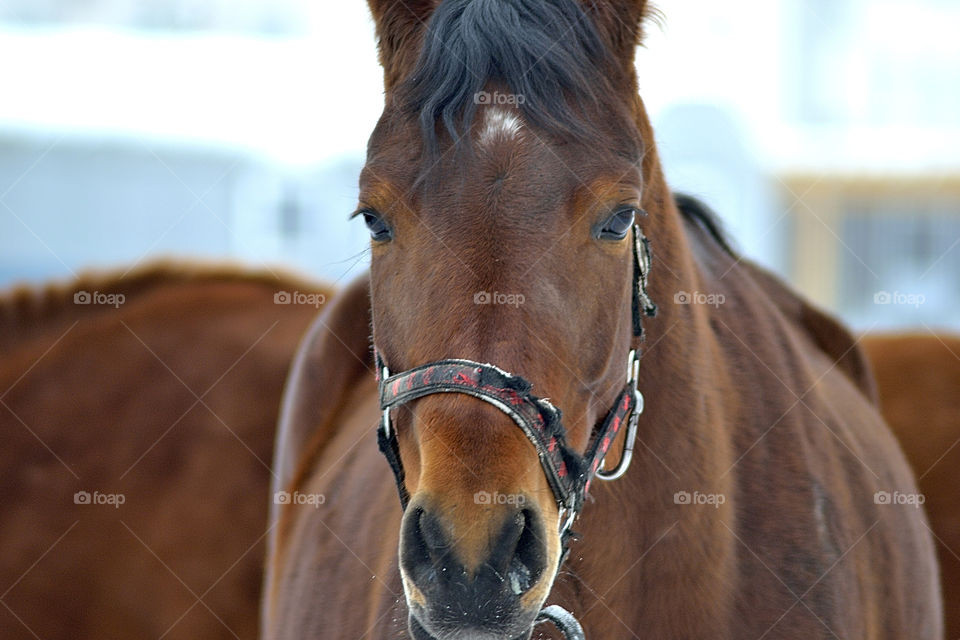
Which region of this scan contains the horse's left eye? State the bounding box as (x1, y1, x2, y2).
(597, 208, 636, 241)
(360, 210, 393, 242)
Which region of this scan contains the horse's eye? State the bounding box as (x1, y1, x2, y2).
(360, 210, 393, 242)
(597, 207, 637, 241)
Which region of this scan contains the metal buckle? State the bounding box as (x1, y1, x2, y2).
(595, 350, 643, 482)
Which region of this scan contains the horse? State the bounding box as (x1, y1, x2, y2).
(862, 333, 960, 640)
(263, 1, 942, 638)
(0, 263, 327, 639)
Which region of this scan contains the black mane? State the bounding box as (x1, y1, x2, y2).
(398, 0, 619, 151)
(674, 193, 739, 258)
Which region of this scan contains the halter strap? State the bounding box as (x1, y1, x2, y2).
(377, 352, 642, 520)
(378, 356, 578, 511)
(632, 218, 658, 338)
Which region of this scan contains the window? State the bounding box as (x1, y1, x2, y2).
(840, 201, 960, 328)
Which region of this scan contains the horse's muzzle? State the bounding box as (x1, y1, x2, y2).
(400, 503, 548, 640)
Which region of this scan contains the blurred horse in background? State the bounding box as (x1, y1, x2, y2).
(863, 333, 960, 640)
(0, 263, 327, 639)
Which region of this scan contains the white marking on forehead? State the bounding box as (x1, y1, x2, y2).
(478, 108, 523, 146)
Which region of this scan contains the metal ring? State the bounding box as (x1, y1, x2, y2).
(536, 605, 585, 640)
(594, 390, 642, 482)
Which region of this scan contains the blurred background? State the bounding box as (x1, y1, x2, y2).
(1, 0, 958, 330)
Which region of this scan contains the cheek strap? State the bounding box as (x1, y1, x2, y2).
(632, 219, 658, 337)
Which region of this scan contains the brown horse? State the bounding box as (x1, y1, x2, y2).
(0, 263, 327, 640)
(264, 1, 941, 639)
(862, 333, 960, 640)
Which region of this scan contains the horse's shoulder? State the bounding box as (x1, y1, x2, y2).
(742, 259, 878, 403)
(273, 274, 373, 493)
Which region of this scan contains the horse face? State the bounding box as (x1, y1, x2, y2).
(359, 101, 644, 637)
(359, 1, 650, 637)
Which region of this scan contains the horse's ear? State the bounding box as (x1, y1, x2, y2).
(367, 0, 438, 90)
(585, 0, 657, 70)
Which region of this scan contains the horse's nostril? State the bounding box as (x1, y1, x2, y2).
(418, 508, 449, 552)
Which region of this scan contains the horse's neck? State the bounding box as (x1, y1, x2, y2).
(636, 227, 733, 481)
(564, 268, 737, 629)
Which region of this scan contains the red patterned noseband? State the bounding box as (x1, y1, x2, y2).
(376, 349, 642, 540)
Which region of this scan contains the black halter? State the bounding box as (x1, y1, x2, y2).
(375, 223, 655, 533)
(377, 348, 640, 520)
(374, 222, 656, 638)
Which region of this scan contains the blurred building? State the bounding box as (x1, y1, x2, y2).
(778, 0, 960, 330)
(1, 0, 958, 329)
(0, 0, 381, 286)
(0, 136, 367, 284)
(643, 0, 960, 330)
